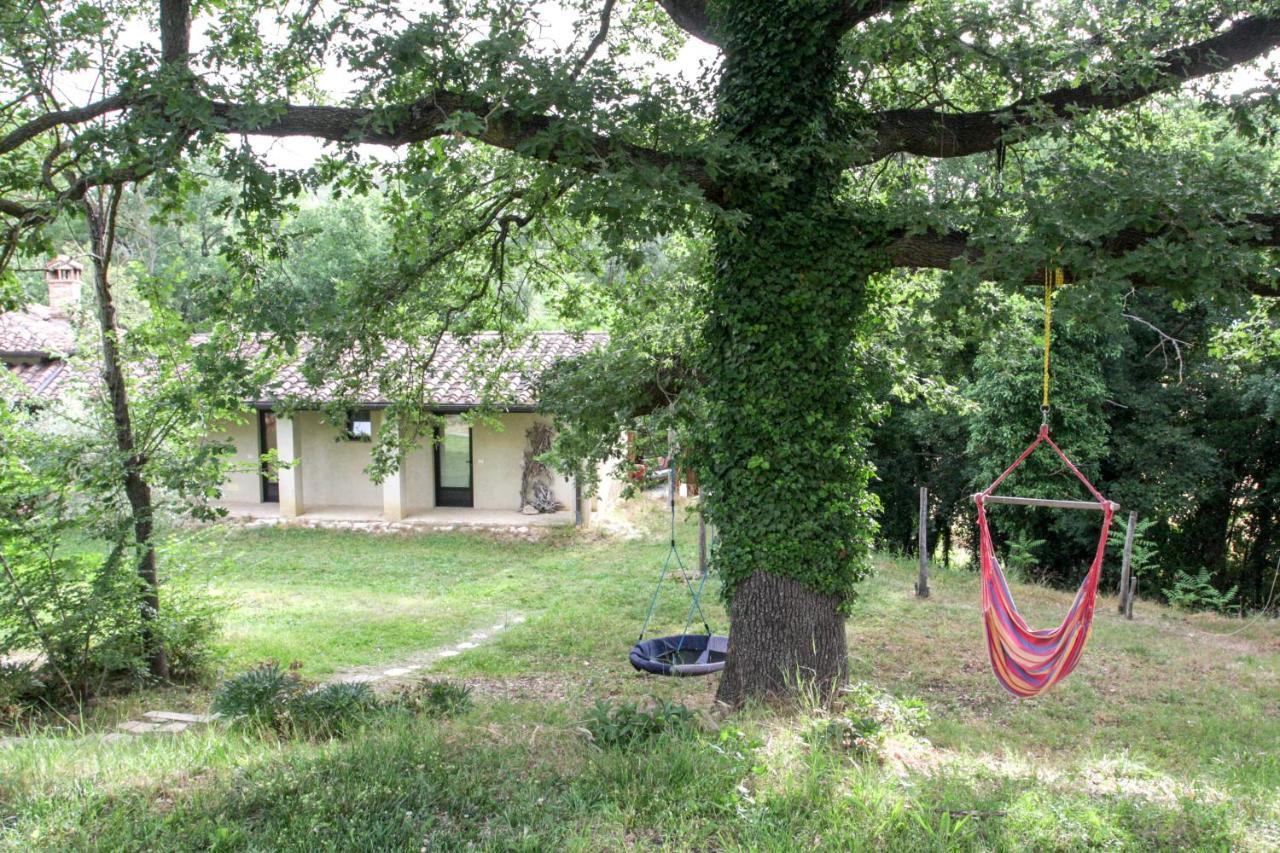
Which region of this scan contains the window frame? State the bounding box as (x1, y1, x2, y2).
(345, 408, 374, 441)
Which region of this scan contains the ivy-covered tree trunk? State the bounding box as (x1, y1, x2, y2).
(704, 4, 878, 706)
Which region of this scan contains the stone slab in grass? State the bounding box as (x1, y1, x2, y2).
(143, 711, 216, 724)
(117, 720, 189, 734)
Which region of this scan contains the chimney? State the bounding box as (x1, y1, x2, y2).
(45, 256, 84, 317)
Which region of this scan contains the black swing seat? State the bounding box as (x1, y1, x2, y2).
(629, 634, 729, 677)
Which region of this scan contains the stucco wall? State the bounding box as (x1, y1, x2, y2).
(295, 410, 382, 509)
(211, 414, 261, 502)
(473, 413, 574, 511)
(401, 441, 435, 513)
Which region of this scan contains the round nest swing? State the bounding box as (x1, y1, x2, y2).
(629, 633, 728, 677)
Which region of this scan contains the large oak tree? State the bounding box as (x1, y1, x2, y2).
(3, 0, 1279, 703)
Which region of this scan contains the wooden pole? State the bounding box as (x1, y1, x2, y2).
(916, 486, 930, 598)
(1125, 576, 1136, 620)
(698, 513, 708, 577)
(1118, 510, 1136, 614)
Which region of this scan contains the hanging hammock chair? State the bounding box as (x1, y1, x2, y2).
(974, 423, 1118, 698)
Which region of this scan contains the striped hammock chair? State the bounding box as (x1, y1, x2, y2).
(974, 424, 1118, 698)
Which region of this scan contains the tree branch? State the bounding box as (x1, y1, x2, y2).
(0, 94, 128, 156)
(209, 93, 719, 199)
(833, 0, 912, 34)
(656, 0, 906, 46)
(884, 213, 1280, 296)
(569, 0, 617, 82)
(655, 0, 717, 45)
(868, 14, 1280, 163)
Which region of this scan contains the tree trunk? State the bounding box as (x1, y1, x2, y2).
(703, 6, 877, 707)
(84, 186, 169, 680)
(716, 571, 847, 707)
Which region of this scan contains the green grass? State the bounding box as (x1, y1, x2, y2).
(3, 510, 1278, 850)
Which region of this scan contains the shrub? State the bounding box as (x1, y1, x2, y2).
(581, 698, 697, 749)
(0, 660, 43, 728)
(211, 661, 304, 728)
(1166, 569, 1239, 613)
(156, 588, 225, 684)
(286, 682, 381, 738)
(387, 678, 473, 718)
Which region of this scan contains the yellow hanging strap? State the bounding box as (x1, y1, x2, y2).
(1041, 266, 1063, 414)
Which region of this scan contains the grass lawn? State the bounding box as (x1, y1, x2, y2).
(2, 506, 1278, 850)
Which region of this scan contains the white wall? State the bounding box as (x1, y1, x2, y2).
(211, 414, 261, 502)
(401, 440, 435, 513)
(473, 413, 574, 511)
(295, 410, 381, 509)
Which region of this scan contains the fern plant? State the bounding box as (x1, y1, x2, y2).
(1166, 569, 1239, 614)
(1002, 532, 1045, 583)
(1108, 517, 1160, 592)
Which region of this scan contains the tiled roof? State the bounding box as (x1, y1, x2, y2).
(0, 305, 74, 356)
(4, 359, 70, 399)
(253, 331, 607, 408)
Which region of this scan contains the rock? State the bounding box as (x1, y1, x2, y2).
(383, 666, 417, 677)
(117, 720, 162, 734)
(144, 711, 216, 724)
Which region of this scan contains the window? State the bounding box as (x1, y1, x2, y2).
(346, 409, 373, 440)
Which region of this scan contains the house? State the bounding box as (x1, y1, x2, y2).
(0, 257, 80, 401)
(211, 331, 609, 527)
(2, 257, 610, 529)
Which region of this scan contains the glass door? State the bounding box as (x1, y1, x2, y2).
(259, 410, 279, 503)
(434, 416, 473, 507)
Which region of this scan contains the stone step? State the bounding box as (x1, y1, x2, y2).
(143, 710, 217, 724)
(117, 720, 188, 734)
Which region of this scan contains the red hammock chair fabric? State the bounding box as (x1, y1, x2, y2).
(974, 424, 1117, 698)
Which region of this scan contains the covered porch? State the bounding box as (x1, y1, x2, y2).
(213, 501, 576, 529)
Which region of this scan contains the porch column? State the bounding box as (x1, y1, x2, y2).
(383, 463, 408, 521)
(574, 477, 592, 527)
(277, 414, 304, 517)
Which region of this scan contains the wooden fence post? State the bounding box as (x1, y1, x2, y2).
(1126, 576, 1136, 620)
(916, 486, 930, 598)
(1118, 510, 1136, 615)
(698, 513, 708, 577)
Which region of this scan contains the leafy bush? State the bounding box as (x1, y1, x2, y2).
(286, 682, 381, 738)
(1166, 569, 1239, 614)
(156, 588, 225, 684)
(803, 682, 930, 763)
(581, 699, 697, 749)
(0, 660, 43, 728)
(211, 661, 304, 728)
(387, 678, 473, 718)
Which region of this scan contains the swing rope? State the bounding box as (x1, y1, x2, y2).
(1041, 266, 1063, 418)
(636, 466, 712, 643)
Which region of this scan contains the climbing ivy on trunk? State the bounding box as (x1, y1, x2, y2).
(702, 4, 883, 703)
